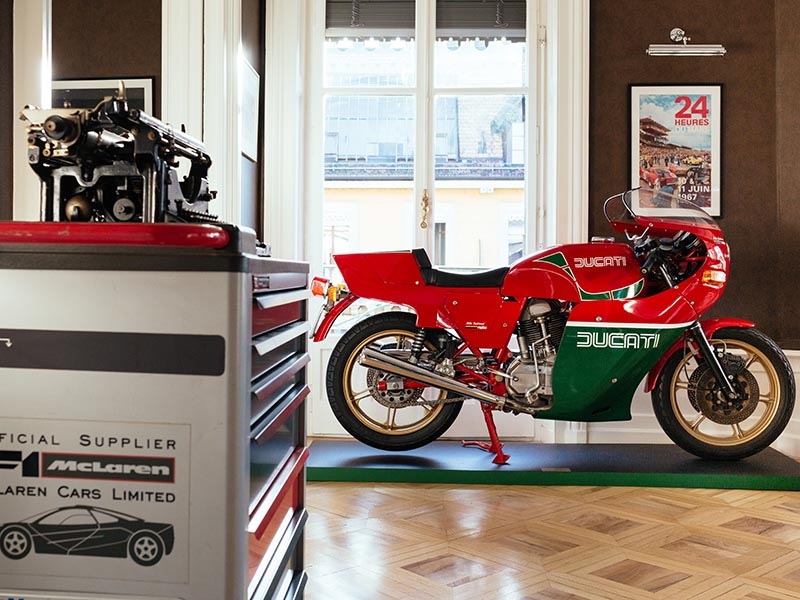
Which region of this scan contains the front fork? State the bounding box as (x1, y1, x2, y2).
(687, 322, 739, 400)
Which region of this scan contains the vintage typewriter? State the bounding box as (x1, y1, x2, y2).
(21, 83, 217, 223)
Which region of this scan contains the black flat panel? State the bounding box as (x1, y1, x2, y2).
(0, 329, 225, 375)
(308, 440, 800, 490)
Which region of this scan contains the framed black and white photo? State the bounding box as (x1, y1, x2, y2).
(52, 78, 154, 114)
(630, 84, 722, 216)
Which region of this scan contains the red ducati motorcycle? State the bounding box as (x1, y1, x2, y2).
(311, 189, 795, 463)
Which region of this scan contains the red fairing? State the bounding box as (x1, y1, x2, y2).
(333, 250, 525, 349)
(502, 243, 643, 300)
(608, 202, 730, 317)
(569, 287, 697, 328)
(679, 237, 729, 315)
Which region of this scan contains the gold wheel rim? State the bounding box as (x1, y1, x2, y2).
(670, 339, 781, 446)
(342, 328, 447, 435)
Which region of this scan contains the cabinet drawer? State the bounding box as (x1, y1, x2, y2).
(253, 272, 308, 293)
(251, 354, 309, 425)
(252, 322, 308, 379)
(252, 289, 307, 338)
(248, 509, 307, 600)
(265, 556, 307, 600)
(248, 448, 308, 595)
(251, 338, 304, 381)
(249, 385, 308, 508)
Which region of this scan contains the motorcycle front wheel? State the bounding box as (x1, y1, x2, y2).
(326, 312, 463, 451)
(652, 327, 795, 460)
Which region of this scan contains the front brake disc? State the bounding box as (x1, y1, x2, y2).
(692, 367, 760, 425)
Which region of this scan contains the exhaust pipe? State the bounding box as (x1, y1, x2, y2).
(358, 347, 507, 409)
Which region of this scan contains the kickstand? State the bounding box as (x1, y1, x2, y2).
(461, 403, 510, 465)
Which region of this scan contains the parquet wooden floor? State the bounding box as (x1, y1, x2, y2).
(305, 483, 800, 599)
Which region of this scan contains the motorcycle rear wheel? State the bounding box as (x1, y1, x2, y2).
(326, 312, 463, 451)
(652, 327, 795, 460)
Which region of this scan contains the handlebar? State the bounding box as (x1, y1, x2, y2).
(639, 250, 662, 276)
(637, 237, 674, 276)
(635, 231, 704, 288)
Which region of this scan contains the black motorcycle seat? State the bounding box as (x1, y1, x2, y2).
(411, 248, 509, 288)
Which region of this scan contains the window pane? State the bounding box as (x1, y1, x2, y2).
(323, 94, 416, 278)
(433, 94, 525, 268)
(322, 191, 415, 279)
(324, 39, 416, 88)
(325, 95, 415, 180)
(434, 38, 527, 88)
(434, 94, 525, 179)
(433, 189, 524, 268)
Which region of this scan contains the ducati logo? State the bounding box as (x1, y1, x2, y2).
(576, 331, 661, 349)
(574, 256, 627, 268)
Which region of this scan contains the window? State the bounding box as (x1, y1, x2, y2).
(322, 1, 528, 268)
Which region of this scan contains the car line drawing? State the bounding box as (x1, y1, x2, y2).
(0, 504, 174, 566)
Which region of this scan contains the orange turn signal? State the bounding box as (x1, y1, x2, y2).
(310, 276, 329, 297)
(701, 270, 727, 287)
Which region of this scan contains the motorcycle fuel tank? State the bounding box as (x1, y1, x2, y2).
(502, 243, 644, 302)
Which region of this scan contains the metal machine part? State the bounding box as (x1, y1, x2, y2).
(21, 82, 217, 223)
(506, 299, 568, 407)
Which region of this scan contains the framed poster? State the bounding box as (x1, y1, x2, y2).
(630, 84, 721, 216)
(52, 78, 154, 114)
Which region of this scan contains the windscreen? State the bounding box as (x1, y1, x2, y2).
(604, 188, 718, 228)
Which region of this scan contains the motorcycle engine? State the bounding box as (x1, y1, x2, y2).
(506, 299, 568, 405)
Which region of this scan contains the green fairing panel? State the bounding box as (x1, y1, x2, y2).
(533, 251, 645, 301)
(538, 253, 569, 268)
(543, 323, 686, 422)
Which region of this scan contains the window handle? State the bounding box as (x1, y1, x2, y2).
(420, 189, 429, 229)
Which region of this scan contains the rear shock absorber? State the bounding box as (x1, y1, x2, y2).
(408, 328, 427, 364)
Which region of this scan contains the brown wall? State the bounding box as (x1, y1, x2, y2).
(775, 0, 800, 348)
(0, 0, 13, 220)
(590, 0, 800, 347)
(52, 0, 162, 116)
